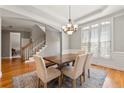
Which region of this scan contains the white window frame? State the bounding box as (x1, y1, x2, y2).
(81, 18, 112, 59)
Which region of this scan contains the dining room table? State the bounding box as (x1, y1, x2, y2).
(44, 53, 78, 69)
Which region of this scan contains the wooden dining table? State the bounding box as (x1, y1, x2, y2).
(44, 53, 78, 69)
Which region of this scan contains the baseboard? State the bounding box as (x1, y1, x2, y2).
(2, 57, 11, 59)
(0, 71, 2, 78)
(92, 57, 124, 71)
(2, 56, 21, 59)
(92, 62, 124, 71)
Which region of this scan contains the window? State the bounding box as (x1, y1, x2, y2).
(81, 26, 90, 52)
(90, 24, 99, 57)
(81, 20, 111, 58)
(100, 21, 111, 58)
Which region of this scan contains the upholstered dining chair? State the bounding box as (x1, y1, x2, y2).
(84, 53, 93, 81)
(72, 50, 85, 66)
(33, 55, 61, 88)
(62, 54, 87, 88)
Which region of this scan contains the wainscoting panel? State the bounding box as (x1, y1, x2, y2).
(63, 49, 124, 71)
(91, 52, 124, 71)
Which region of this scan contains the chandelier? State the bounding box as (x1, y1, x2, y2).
(62, 6, 78, 35)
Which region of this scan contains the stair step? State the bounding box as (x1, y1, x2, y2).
(24, 42, 47, 63)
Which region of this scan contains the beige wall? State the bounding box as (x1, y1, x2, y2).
(2, 30, 10, 57)
(2, 30, 31, 57)
(113, 14, 124, 52)
(31, 25, 45, 42)
(69, 29, 81, 49)
(62, 29, 81, 51)
(62, 31, 69, 50)
(40, 26, 61, 57)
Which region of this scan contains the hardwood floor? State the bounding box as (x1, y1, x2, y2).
(0, 58, 124, 88)
(92, 65, 124, 88)
(0, 58, 36, 88)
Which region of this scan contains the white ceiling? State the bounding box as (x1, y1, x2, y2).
(2, 18, 36, 31)
(1, 5, 124, 31)
(33, 5, 103, 21)
(2, 18, 35, 28)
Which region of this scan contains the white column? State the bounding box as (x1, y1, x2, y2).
(60, 31, 62, 57)
(0, 15, 2, 78)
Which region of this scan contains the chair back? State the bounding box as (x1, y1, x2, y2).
(74, 54, 87, 78)
(33, 55, 47, 83)
(84, 53, 93, 72)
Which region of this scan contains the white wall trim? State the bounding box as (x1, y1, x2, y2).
(92, 60, 124, 71)
(111, 16, 114, 53)
(111, 12, 124, 53)
(2, 57, 12, 59)
(112, 52, 124, 55)
(62, 49, 81, 54)
(63, 49, 124, 71)
(92, 52, 124, 71)
(113, 11, 124, 18)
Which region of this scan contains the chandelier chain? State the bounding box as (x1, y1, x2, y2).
(69, 5, 71, 21)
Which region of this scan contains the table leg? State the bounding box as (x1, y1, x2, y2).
(72, 60, 75, 66)
(57, 64, 63, 70)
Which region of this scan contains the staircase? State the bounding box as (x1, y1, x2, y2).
(21, 25, 46, 63)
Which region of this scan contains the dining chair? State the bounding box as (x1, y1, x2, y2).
(62, 54, 87, 88)
(84, 53, 93, 81)
(72, 50, 85, 66)
(33, 55, 61, 88)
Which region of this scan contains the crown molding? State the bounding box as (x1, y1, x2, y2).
(0, 6, 61, 30)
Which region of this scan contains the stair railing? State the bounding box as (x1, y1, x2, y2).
(21, 38, 46, 61)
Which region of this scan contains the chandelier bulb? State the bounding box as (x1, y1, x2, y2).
(62, 6, 78, 35)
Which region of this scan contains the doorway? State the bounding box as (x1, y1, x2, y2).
(10, 32, 21, 58)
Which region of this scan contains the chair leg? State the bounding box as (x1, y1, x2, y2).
(38, 78, 44, 88)
(80, 75, 84, 86)
(82, 72, 86, 82)
(72, 79, 76, 88)
(43, 83, 47, 88)
(88, 69, 90, 78)
(61, 73, 63, 80)
(38, 78, 41, 88)
(61, 74, 64, 83)
(58, 76, 61, 88)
